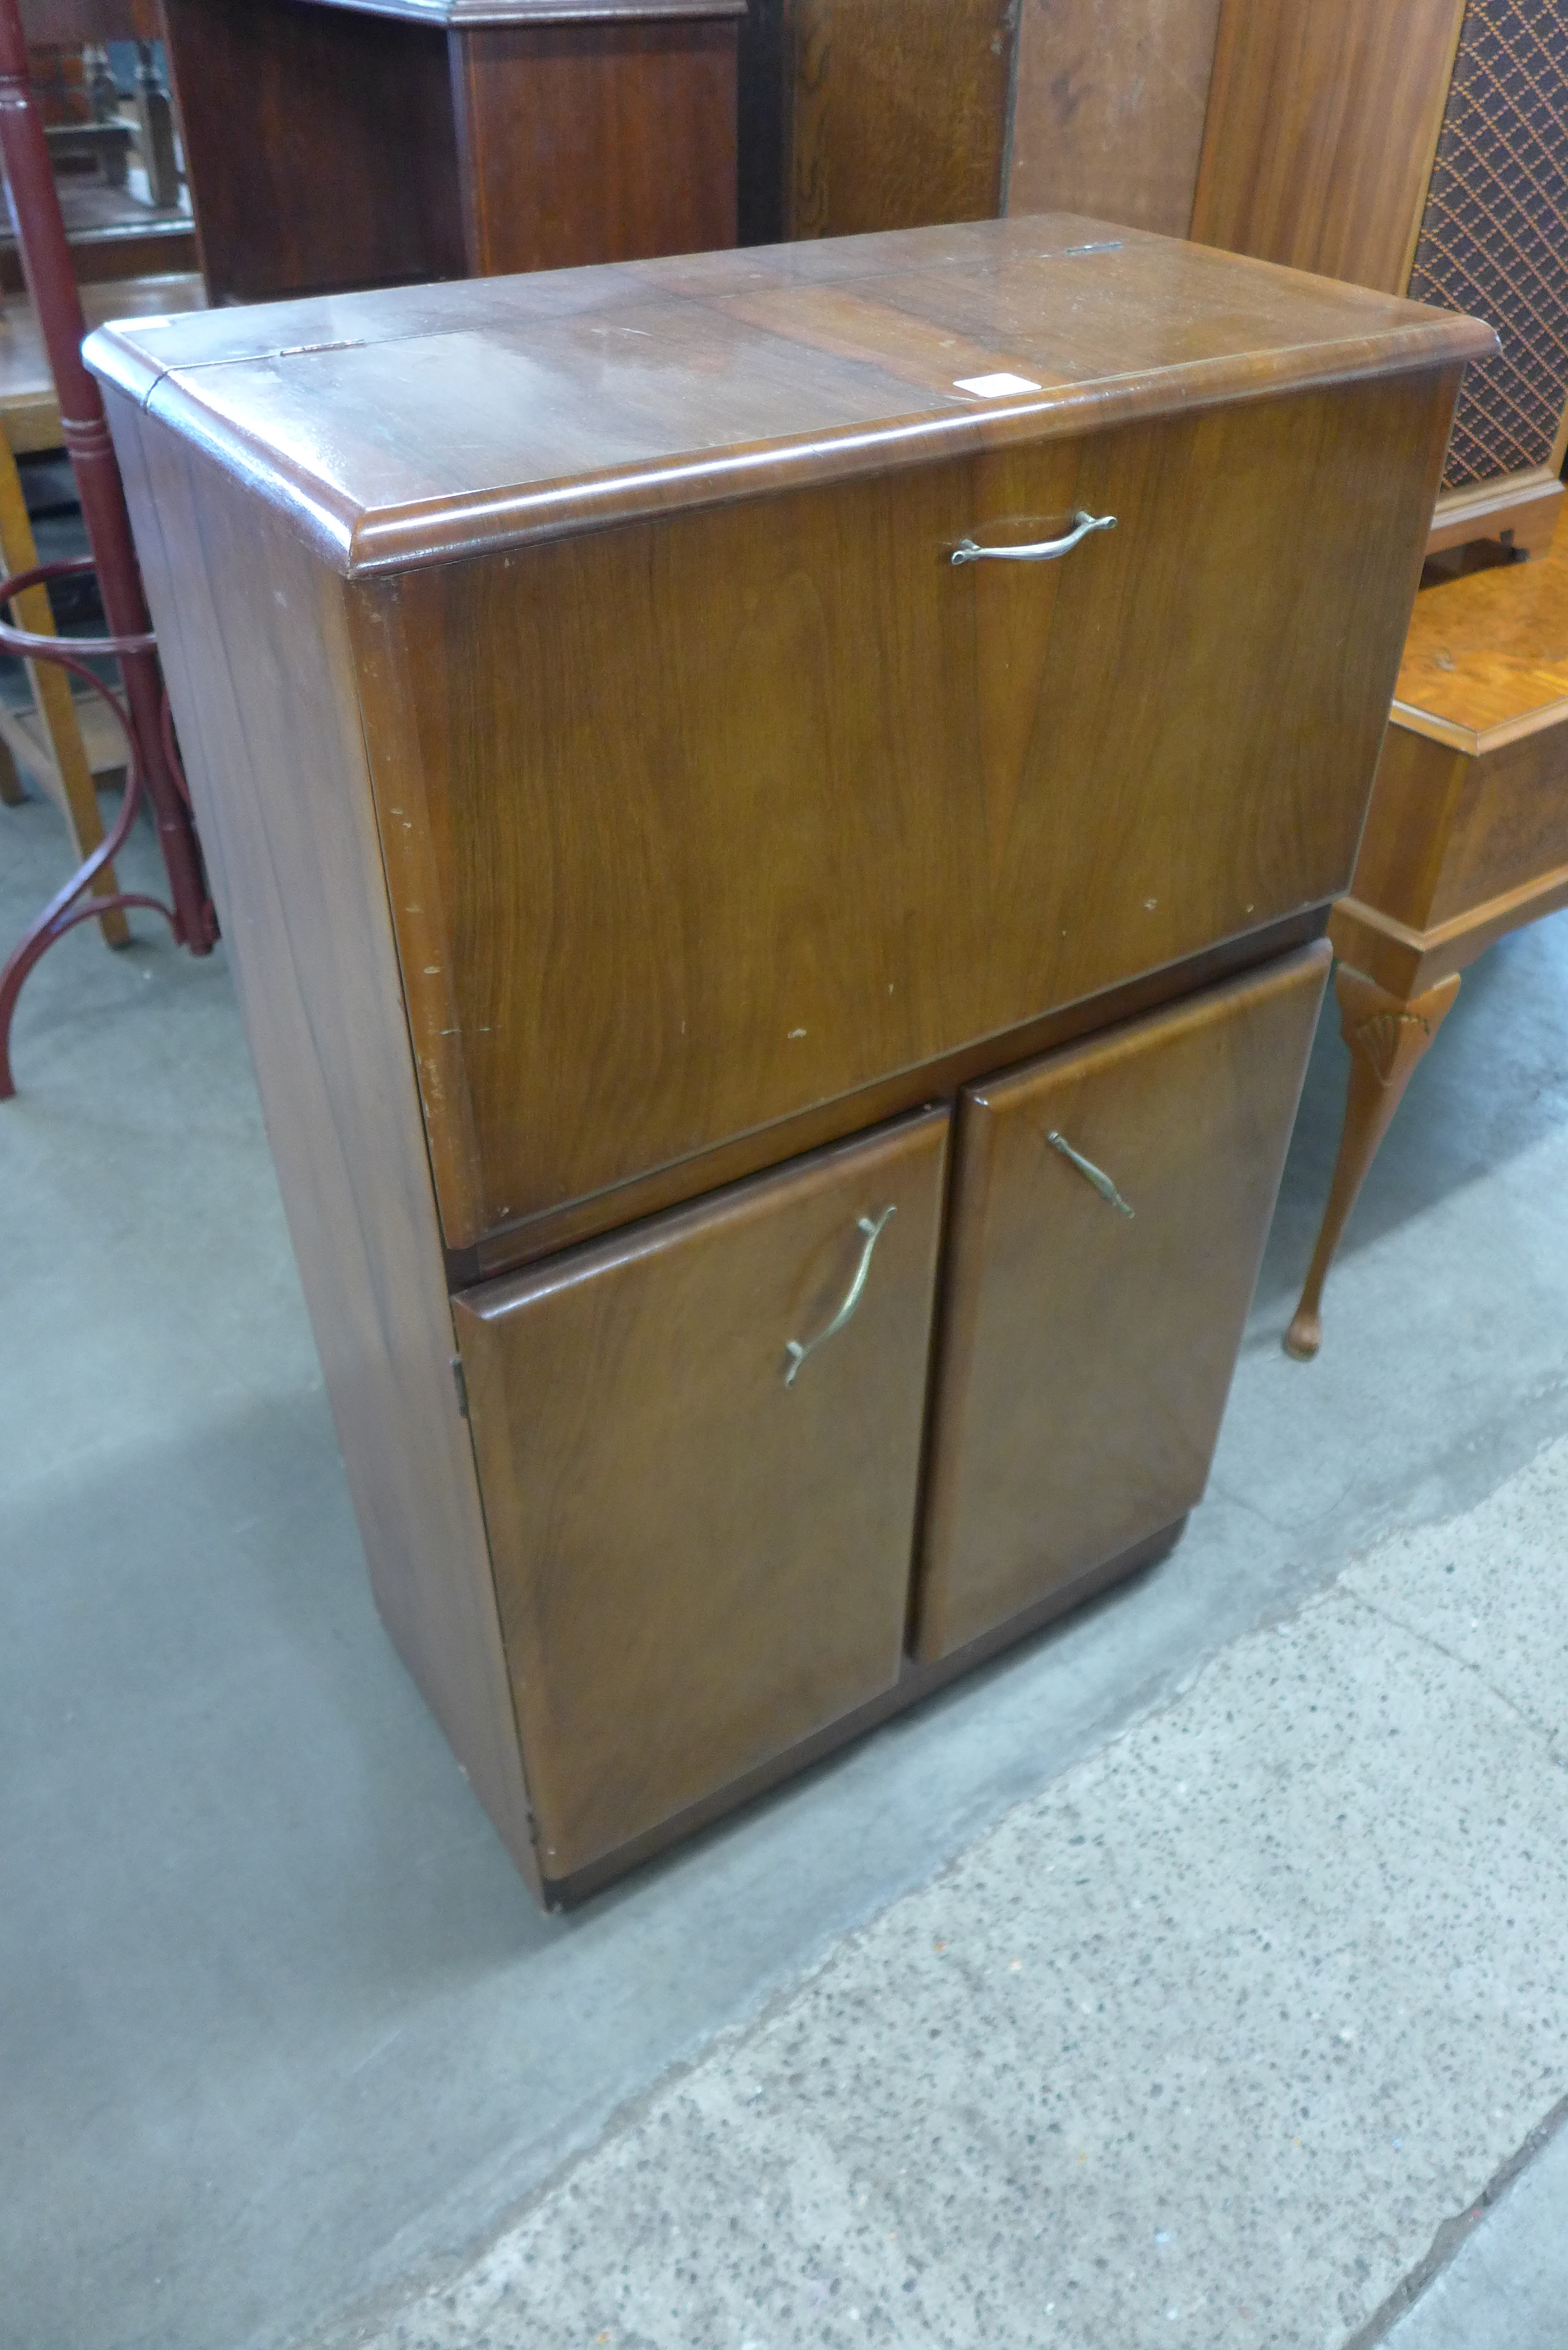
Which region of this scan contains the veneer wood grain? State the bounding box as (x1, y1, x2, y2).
(450, 17, 737, 273)
(362, 367, 1459, 1249)
(1190, 0, 1464, 295)
(455, 1110, 949, 1878)
(549, 1515, 1186, 1904)
(1396, 546, 1568, 740)
(448, 906, 1329, 1284)
(917, 947, 1327, 1659)
(1007, 0, 1223, 236)
(782, 0, 1014, 241)
(1353, 545, 1568, 943)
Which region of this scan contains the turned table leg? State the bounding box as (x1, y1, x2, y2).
(1284, 963, 1460, 1360)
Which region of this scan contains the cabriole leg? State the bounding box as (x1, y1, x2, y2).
(1285, 963, 1460, 1360)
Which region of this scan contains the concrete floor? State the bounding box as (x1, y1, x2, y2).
(348, 1437, 1568, 2350)
(5, 788, 1568, 2350)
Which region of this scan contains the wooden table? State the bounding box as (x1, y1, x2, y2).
(156, 0, 742, 304)
(1287, 543, 1568, 1359)
(0, 268, 202, 449)
(87, 219, 1488, 1904)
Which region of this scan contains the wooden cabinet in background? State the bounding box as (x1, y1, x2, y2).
(1006, 0, 1224, 240)
(87, 218, 1488, 1904)
(1287, 541, 1568, 1360)
(158, 0, 741, 303)
(737, 0, 1014, 245)
(1188, 0, 1568, 559)
(1003, 0, 1568, 563)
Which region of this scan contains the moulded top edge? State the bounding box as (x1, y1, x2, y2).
(84, 217, 1498, 580)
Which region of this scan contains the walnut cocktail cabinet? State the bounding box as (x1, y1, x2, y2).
(86, 217, 1490, 1904)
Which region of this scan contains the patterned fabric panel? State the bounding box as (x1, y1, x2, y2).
(1408, 0, 1568, 490)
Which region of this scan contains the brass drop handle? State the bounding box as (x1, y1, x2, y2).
(784, 1205, 896, 1387)
(950, 510, 1118, 566)
(1047, 1130, 1134, 1217)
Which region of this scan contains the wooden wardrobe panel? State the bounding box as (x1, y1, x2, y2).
(159, 0, 467, 304)
(1007, 0, 1223, 238)
(368, 367, 1456, 1247)
(915, 944, 1328, 1662)
(784, 0, 1014, 238)
(736, 0, 789, 244)
(455, 1110, 949, 1880)
(1189, 0, 1465, 293)
(450, 19, 738, 274)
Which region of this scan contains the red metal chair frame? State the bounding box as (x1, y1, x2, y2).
(0, 0, 214, 1099)
(0, 552, 185, 1092)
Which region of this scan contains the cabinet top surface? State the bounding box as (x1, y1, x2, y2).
(86, 215, 1493, 577)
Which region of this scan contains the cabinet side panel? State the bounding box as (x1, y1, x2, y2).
(106, 393, 538, 1893)
(1007, 0, 1223, 237)
(1190, 0, 1464, 293)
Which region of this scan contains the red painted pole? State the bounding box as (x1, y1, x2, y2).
(0, 0, 213, 957)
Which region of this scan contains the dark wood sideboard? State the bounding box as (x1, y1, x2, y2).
(86, 218, 1490, 1905)
(156, 0, 742, 302)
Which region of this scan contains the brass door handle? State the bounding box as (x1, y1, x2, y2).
(950, 510, 1117, 566)
(785, 1206, 896, 1386)
(1047, 1130, 1134, 1217)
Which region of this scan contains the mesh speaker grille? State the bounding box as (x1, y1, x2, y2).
(1407, 0, 1568, 492)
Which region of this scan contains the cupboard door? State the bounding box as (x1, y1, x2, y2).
(452, 1108, 950, 1881)
(915, 945, 1328, 1663)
